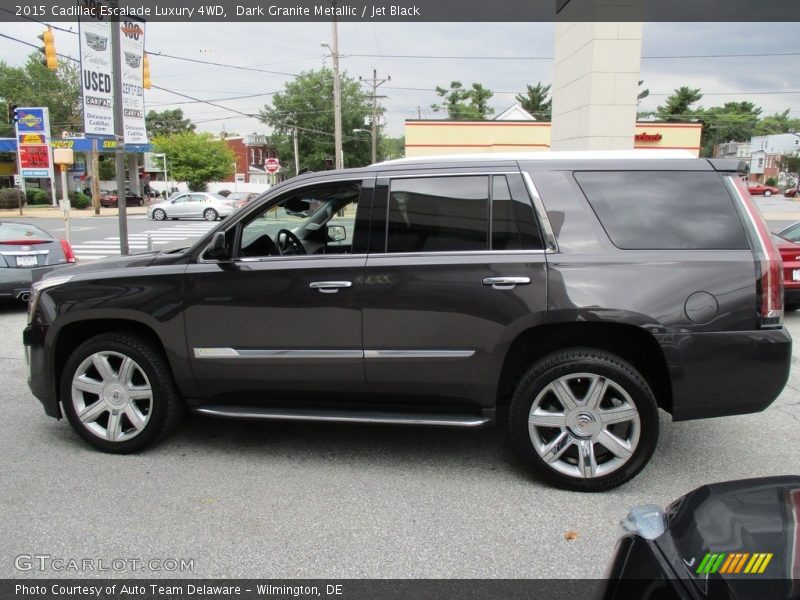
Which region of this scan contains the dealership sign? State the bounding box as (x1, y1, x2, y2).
(119, 19, 148, 144)
(79, 14, 114, 137)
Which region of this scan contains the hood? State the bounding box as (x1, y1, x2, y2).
(42, 251, 171, 279)
(658, 476, 800, 599)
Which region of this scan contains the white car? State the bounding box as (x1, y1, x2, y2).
(147, 192, 235, 221)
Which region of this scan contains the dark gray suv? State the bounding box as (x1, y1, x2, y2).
(23, 152, 791, 491)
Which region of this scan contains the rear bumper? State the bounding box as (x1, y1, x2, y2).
(655, 329, 791, 421)
(0, 265, 64, 298)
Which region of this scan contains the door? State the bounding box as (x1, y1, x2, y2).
(362, 171, 549, 408)
(183, 178, 372, 403)
(168, 194, 192, 217)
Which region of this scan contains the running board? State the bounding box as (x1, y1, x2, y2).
(193, 406, 490, 428)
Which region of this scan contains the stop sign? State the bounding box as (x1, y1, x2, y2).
(265, 158, 280, 174)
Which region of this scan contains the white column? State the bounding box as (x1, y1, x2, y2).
(551, 5, 643, 151)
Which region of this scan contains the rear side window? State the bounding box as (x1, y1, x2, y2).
(574, 171, 749, 250)
(387, 176, 488, 252)
(492, 175, 544, 250)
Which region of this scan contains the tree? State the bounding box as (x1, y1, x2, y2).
(145, 108, 196, 138)
(779, 154, 800, 188)
(0, 53, 81, 137)
(637, 80, 649, 104)
(699, 102, 762, 157)
(753, 110, 800, 136)
(152, 132, 235, 191)
(515, 82, 551, 120)
(258, 68, 376, 174)
(656, 86, 703, 121)
(379, 136, 405, 160)
(431, 81, 495, 120)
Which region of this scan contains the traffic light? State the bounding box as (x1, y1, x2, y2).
(142, 53, 151, 89)
(7, 103, 18, 125)
(37, 27, 57, 71)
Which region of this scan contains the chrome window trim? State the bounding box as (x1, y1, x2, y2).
(0, 250, 50, 256)
(366, 249, 545, 259)
(521, 171, 559, 253)
(380, 171, 519, 179)
(194, 348, 475, 360)
(237, 254, 369, 263)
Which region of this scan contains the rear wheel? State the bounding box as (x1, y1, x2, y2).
(152, 208, 166, 221)
(61, 332, 183, 453)
(509, 348, 658, 492)
(765, 190, 773, 197)
(137, 198, 144, 206)
(203, 208, 218, 221)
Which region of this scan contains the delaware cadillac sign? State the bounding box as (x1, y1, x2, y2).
(79, 11, 114, 137)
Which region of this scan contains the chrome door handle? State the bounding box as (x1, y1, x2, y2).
(482, 276, 531, 290)
(309, 281, 353, 294)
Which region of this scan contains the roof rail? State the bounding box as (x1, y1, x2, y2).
(376, 149, 696, 166)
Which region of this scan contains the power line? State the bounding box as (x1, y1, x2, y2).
(347, 51, 800, 60)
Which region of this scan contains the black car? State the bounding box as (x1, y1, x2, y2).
(22, 152, 791, 492)
(0, 221, 76, 302)
(601, 476, 800, 599)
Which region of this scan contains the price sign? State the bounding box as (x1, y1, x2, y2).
(19, 145, 51, 177)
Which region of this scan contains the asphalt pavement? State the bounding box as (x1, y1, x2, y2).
(1, 302, 799, 579)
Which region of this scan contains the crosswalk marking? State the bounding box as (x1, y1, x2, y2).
(73, 222, 217, 260)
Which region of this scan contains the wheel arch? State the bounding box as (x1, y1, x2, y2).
(496, 322, 673, 415)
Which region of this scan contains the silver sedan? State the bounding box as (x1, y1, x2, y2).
(147, 192, 235, 221)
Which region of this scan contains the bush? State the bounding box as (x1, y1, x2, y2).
(0, 188, 25, 209)
(766, 177, 778, 187)
(68, 191, 91, 210)
(25, 188, 49, 205)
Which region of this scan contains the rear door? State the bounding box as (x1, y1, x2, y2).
(361, 168, 549, 408)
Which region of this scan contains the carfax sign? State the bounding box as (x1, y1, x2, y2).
(79, 9, 114, 137)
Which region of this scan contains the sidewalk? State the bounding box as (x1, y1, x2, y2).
(0, 206, 149, 219)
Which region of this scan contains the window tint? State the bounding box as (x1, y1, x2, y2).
(491, 175, 544, 250)
(574, 171, 749, 250)
(387, 176, 488, 253)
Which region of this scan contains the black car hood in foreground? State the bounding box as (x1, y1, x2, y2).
(660, 476, 800, 599)
(43, 249, 190, 279)
(602, 476, 800, 599)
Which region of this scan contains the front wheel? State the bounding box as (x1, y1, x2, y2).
(60, 332, 184, 453)
(764, 190, 772, 197)
(203, 208, 218, 221)
(137, 199, 144, 206)
(152, 208, 166, 221)
(509, 348, 659, 492)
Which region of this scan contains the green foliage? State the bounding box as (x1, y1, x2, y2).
(431, 81, 495, 120)
(765, 177, 778, 187)
(656, 87, 703, 122)
(145, 108, 196, 138)
(753, 110, 800, 136)
(637, 80, 650, 103)
(699, 102, 762, 157)
(515, 82, 551, 120)
(0, 53, 81, 138)
(0, 188, 24, 209)
(26, 188, 49, 205)
(98, 158, 116, 180)
(68, 190, 90, 209)
(779, 155, 800, 185)
(259, 68, 377, 174)
(152, 132, 235, 191)
(379, 136, 405, 160)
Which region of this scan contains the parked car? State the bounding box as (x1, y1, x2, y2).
(0, 221, 75, 302)
(745, 181, 781, 196)
(23, 151, 791, 492)
(147, 192, 234, 221)
(100, 189, 144, 207)
(599, 475, 800, 599)
(773, 222, 800, 310)
(226, 192, 260, 209)
(784, 186, 798, 198)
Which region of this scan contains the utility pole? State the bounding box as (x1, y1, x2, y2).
(90, 138, 100, 215)
(293, 127, 300, 174)
(110, 9, 128, 255)
(330, 6, 343, 170)
(359, 69, 390, 164)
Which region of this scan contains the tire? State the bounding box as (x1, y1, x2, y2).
(203, 208, 218, 221)
(765, 190, 772, 197)
(152, 209, 166, 221)
(137, 199, 144, 207)
(60, 332, 184, 453)
(509, 348, 659, 492)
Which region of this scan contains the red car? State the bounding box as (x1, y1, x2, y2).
(99, 189, 145, 208)
(746, 181, 781, 196)
(774, 223, 800, 310)
(784, 187, 798, 198)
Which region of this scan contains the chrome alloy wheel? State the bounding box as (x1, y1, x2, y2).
(71, 351, 153, 442)
(528, 373, 640, 479)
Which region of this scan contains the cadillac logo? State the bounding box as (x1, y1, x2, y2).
(21, 245, 31, 252)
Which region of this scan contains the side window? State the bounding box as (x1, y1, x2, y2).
(386, 176, 488, 253)
(574, 171, 749, 250)
(491, 175, 544, 250)
(190, 194, 206, 203)
(236, 183, 361, 259)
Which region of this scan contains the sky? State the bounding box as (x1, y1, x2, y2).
(1, 21, 799, 139)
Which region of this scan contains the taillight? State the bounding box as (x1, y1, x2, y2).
(729, 177, 783, 328)
(60, 239, 76, 263)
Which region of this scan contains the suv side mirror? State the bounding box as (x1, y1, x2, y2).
(327, 225, 346, 242)
(206, 231, 229, 260)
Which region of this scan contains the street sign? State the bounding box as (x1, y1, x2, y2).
(265, 158, 280, 174)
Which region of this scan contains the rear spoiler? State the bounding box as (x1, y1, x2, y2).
(708, 158, 748, 174)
